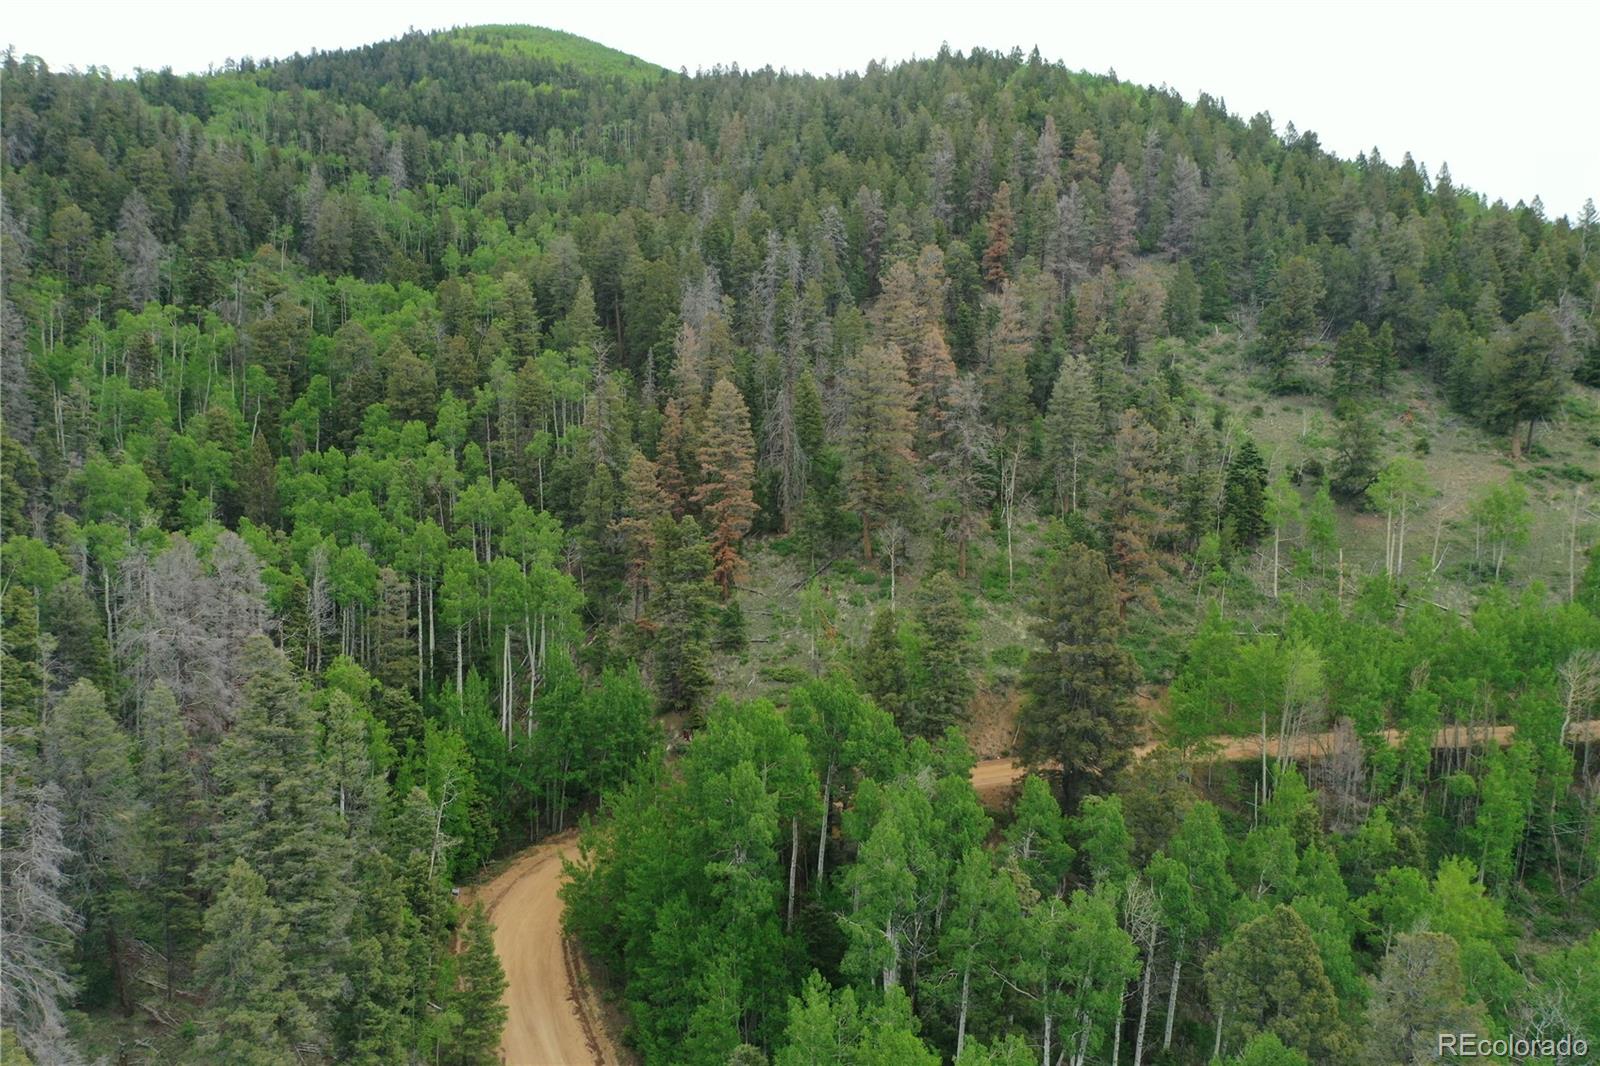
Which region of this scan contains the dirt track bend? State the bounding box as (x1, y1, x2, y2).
(476, 834, 619, 1066)
(484, 719, 1599, 1063)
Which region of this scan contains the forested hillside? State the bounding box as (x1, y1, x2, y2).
(2, 25, 1599, 1066)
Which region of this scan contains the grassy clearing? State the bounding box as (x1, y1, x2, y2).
(442, 26, 670, 82)
(1177, 332, 1599, 607)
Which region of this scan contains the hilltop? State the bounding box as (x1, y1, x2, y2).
(440, 24, 669, 82)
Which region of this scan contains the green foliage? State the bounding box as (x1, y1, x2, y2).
(445, 903, 508, 1066)
(908, 572, 976, 737)
(1205, 905, 1350, 1061)
(5, 22, 1598, 1066)
(1017, 543, 1140, 807)
(193, 859, 309, 1065)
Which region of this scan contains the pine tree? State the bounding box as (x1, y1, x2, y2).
(1361, 932, 1484, 1066)
(135, 683, 202, 998)
(616, 450, 670, 618)
(194, 859, 310, 1065)
(1223, 437, 1269, 554)
(240, 432, 279, 527)
(983, 182, 1015, 287)
(1067, 129, 1103, 187)
(1, 584, 45, 736)
(496, 273, 541, 358)
(1204, 905, 1349, 1062)
(910, 572, 975, 737)
(1043, 352, 1098, 513)
(935, 376, 993, 578)
(41, 679, 138, 1013)
(1017, 544, 1141, 808)
(857, 607, 911, 729)
(0, 768, 79, 1065)
(1331, 406, 1381, 501)
(373, 566, 414, 695)
(1371, 321, 1398, 394)
(982, 283, 1035, 438)
(447, 903, 507, 1066)
(875, 249, 958, 449)
(657, 397, 693, 517)
(1103, 163, 1138, 268)
(1485, 307, 1568, 454)
(1107, 408, 1176, 611)
(210, 637, 354, 1029)
(558, 276, 604, 355)
(1165, 261, 1201, 339)
(1331, 321, 1374, 403)
(1164, 156, 1206, 261)
(649, 517, 718, 716)
(383, 341, 438, 425)
(334, 849, 421, 1065)
(841, 344, 915, 560)
(1257, 257, 1324, 391)
(693, 379, 758, 598)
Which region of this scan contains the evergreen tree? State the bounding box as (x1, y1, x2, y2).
(0, 770, 79, 1066)
(210, 637, 354, 1029)
(649, 517, 718, 716)
(1330, 406, 1381, 501)
(983, 182, 1015, 287)
(41, 679, 137, 1012)
(1330, 321, 1374, 404)
(446, 903, 508, 1066)
(616, 449, 670, 617)
(693, 379, 758, 598)
(1223, 437, 1269, 554)
(910, 572, 975, 737)
(1204, 905, 1349, 1062)
(1485, 307, 1568, 454)
(1165, 261, 1201, 339)
(1017, 544, 1141, 808)
(135, 683, 201, 998)
(856, 607, 911, 728)
(194, 859, 310, 1065)
(1042, 352, 1098, 514)
(841, 344, 915, 560)
(1103, 163, 1138, 268)
(656, 397, 693, 516)
(0, 584, 45, 735)
(1107, 408, 1176, 611)
(1258, 256, 1324, 390)
(1361, 932, 1484, 1066)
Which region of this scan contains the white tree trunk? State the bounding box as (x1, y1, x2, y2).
(1163, 953, 1182, 1051)
(786, 816, 800, 931)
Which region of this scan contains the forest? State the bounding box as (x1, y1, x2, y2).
(2, 23, 1599, 1066)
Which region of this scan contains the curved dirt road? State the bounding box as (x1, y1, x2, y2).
(478, 835, 619, 1066)
(485, 718, 1598, 1062)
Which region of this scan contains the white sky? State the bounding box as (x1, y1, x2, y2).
(7, 0, 1597, 220)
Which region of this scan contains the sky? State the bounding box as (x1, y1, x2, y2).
(8, 0, 1597, 220)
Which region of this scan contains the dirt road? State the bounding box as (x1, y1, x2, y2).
(483, 718, 1598, 1062)
(969, 719, 1600, 805)
(477, 835, 618, 1066)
